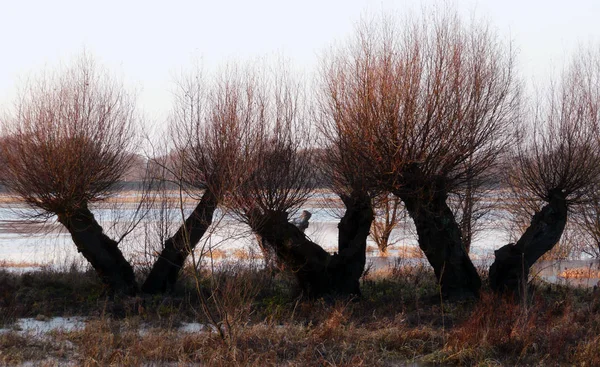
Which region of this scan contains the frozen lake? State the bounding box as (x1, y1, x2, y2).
(0, 200, 506, 266)
(0, 194, 598, 287)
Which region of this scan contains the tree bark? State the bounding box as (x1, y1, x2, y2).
(248, 209, 332, 297)
(490, 189, 567, 296)
(329, 191, 374, 295)
(142, 189, 218, 294)
(57, 205, 137, 295)
(247, 190, 374, 298)
(394, 166, 481, 300)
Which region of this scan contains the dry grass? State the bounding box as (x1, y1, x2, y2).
(0, 260, 43, 268)
(366, 245, 378, 254)
(397, 246, 426, 259)
(559, 267, 600, 279)
(204, 248, 228, 261)
(231, 248, 264, 261)
(0, 331, 76, 366)
(435, 288, 600, 366)
(34, 318, 417, 366)
(0, 195, 22, 204)
(366, 245, 426, 259)
(1, 263, 600, 365)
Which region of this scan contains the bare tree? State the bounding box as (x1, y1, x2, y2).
(317, 86, 376, 296)
(570, 182, 600, 258)
(450, 165, 499, 254)
(370, 194, 403, 255)
(226, 65, 323, 294)
(141, 65, 255, 293)
(320, 11, 518, 299)
(315, 132, 376, 297)
(0, 55, 138, 294)
(490, 48, 600, 295)
(192, 59, 375, 298)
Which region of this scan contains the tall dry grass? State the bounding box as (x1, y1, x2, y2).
(1, 260, 600, 366)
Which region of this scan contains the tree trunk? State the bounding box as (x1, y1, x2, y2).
(490, 189, 567, 296)
(142, 189, 218, 294)
(394, 167, 481, 300)
(57, 205, 137, 295)
(248, 209, 332, 297)
(247, 190, 374, 298)
(329, 191, 374, 295)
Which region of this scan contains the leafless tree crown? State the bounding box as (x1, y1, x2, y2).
(510, 47, 600, 206)
(319, 11, 519, 195)
(223, 64, 314, 219)
(1, 55, 137, 216)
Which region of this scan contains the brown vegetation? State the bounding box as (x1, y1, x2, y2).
(559, 267, 600, 279)
(0, 55, 139, 294)
(1, 264, 599, 366)
(4, 7, 600, 366)
(320, 11, 518, 299)
(490, 47, 600, 296)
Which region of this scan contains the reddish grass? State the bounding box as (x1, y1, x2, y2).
(1, 264, 600, 365)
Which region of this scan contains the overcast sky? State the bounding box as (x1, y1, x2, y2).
(1, 0, 600, 122)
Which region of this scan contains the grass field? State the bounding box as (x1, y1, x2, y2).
(1, 261, 599, 366)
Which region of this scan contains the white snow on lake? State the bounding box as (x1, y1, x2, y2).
(1, 193, 599, 287)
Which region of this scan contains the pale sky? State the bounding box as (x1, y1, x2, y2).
(1, 0, 600, 123)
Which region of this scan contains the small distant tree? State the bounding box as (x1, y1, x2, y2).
(370, 194, 403, 255)
(490, 48, 600, 295)
(450, 163, 499, 254)
(572, 183, 600, 258)
(0, 55, 138, 294)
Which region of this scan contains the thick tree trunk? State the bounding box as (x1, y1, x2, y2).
(490, 190, 567, 296)
(248, 209, 332, 297)
(248, 191, 374, 298)
(142, 189, 218, 294)
(329, 191, 374, 295)
(394, 167, 481, 300)
(57, 205, 137, 295)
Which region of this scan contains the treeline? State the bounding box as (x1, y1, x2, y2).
(1, 9, 600, 301)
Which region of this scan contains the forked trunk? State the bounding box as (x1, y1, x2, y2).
(57, 205, 137, 295)
(142, 189, 218, 294)
(248, 190, 373, 298)
(490, 190, 567, 296)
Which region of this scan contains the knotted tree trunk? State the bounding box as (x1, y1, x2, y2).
(248, 190, 373, 298)
(142, 189, 218, 293)
(490, 190, 567, 297)
(329, 191, 374, 295)
(393, 166, 481, 300)
(57, 205, 137, 295)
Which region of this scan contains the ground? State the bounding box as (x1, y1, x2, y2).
(1, 261, 600, 366)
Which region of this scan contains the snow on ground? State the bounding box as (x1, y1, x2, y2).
(0, 317, 87, 335)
